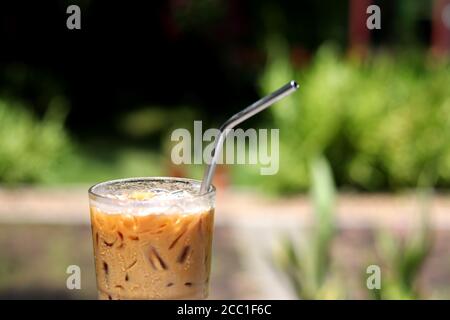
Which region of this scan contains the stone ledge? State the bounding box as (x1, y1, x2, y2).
(0, 187, 449, 229)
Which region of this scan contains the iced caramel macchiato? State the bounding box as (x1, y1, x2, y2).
(88, 178, 215, 300)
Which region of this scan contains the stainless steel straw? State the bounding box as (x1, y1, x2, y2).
(199, 80, 299, 194)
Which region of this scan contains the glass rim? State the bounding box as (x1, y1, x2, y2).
(88, 176, 215, 207)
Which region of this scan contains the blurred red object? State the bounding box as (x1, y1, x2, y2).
(348, 0, 372, 56)
(431, 0, 450, 56)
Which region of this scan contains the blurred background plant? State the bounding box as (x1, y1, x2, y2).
(1, 0, 449, 190)
(5, 46, 449, 190)
(368, 185, 433, 299)
(236, 39, 450, 194)
(0, 98, 71, 184)
(273, 156, 346, 299)
(274, 156, 435, 299)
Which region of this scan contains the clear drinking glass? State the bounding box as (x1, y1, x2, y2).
(88, 177, 215, 300)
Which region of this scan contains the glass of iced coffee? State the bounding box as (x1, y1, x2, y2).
(88, 177, 215, 300)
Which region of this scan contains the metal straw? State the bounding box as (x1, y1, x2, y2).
(199, 80, 299, 194)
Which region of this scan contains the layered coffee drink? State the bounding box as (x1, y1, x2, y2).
(88, 178, 215, 300)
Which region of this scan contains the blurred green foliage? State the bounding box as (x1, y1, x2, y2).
(0, 98, 165, 185)
(275, 156, 435, 300)
(237, 39, 450, 193)
(274, 156, 345, 299)
(370, 188, 433, 299)
(0, 98, 71, 183)
(3, 38, 450, 191)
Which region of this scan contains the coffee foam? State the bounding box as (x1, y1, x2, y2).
(89, 178, 214, 215)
